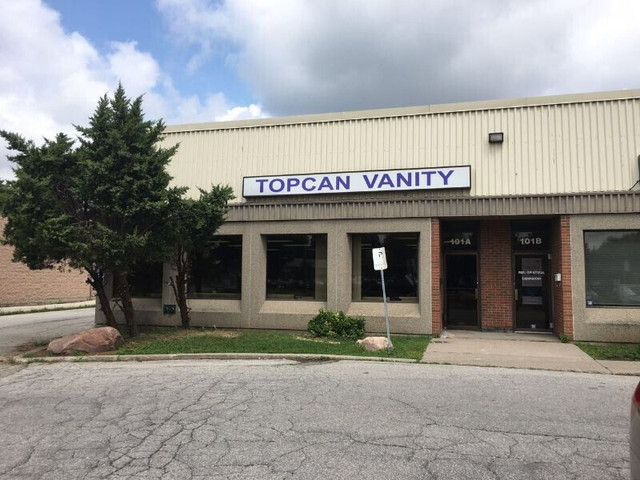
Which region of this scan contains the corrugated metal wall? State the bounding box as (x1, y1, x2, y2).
(162, 95, 640, 201)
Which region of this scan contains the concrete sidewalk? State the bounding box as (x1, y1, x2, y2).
(0, 300, 95, 316)
(421, 330, 640, 375)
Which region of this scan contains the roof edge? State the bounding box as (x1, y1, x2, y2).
(164, 89, 640, 134)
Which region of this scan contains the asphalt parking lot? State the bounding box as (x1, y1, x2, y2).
(0, 359, 635, 479)
(0, 308, 94, 355)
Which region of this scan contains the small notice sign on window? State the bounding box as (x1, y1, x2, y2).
(520, 257, 544, 287)
(372, 247, 388, 271)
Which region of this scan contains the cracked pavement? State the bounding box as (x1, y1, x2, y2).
(0, 360, 635, 479)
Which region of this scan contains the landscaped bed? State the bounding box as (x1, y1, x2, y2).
(115, 328, 430, 361)
(22, 327, 430, 360)
(576, 342, 640, 361)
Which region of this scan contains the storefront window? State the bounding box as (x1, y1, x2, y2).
(266, 235, 327, 300)
(584, 230, 640, 307)
(127, 263, 163, 298)
(188, 236, 242, 299)
(352, 233, 419, 302)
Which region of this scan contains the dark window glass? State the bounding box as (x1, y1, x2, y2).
(512, 220, 550, 251)
(442, 222, 478, 251)
(266, 235, 327, 300)
(585, 230, 640, 307)
(128, 263, 163, 298)
(352, 233, 419, 302)
(512, 230, 548, 250)
(188, 235, 242, 299)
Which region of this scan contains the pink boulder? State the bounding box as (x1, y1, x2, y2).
(47, 327, 124, 355)
(356, 336, 391, 351)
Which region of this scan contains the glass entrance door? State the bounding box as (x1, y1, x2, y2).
(445, 254, 478, 328)
(514, 254, 550, 330)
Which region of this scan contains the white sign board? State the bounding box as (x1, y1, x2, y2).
(243, 166, 471, 197)
(372, 247, 388, 271)
(520, 257, 543, 287)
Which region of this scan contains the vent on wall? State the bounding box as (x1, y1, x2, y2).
(488, 132, 504, 144)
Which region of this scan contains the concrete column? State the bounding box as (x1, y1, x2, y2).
(315, 235, 328, 300)
(326, 226, 339, 311)
(239, 231, 253, 329)
(247, 225, 266, 328)
(333, 226, 352, 313)
(351, 235, 362, 301)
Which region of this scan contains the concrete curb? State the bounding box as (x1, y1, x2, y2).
(12, 352, 417, 364)
(8, 353, 640, 376)
(420, 358, 611, 375)
(596, 359, 640, 376)
(0, 300, 95, 315)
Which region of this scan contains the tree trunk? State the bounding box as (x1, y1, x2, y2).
(170, 274, 190, 329)
(87, 270, 117, 329)
(115, 271, 138, 337)
(170, 248, 191, 328)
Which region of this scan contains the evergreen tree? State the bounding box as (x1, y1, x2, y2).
(1, 84, 181, 336)
(0, 180, 11, 209)
(167, 185, 234, 328)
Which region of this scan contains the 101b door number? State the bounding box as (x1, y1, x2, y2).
(517, 237, 543, 245)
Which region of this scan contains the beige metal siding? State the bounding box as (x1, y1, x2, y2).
(162, 93, 640, 201)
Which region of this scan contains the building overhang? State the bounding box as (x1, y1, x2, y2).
(226, 191, 640, 222)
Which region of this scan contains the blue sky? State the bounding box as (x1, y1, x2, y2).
(50, 0, 252, 106)
(2, 0, 640, 179)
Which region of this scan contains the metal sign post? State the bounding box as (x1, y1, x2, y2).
(372, 247, 393, 352)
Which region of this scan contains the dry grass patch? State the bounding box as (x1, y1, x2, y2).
(294, 336, 341, 345)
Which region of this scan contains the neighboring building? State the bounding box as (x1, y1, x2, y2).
(0, 218, 93, 306)
(98, 90, 640, 342)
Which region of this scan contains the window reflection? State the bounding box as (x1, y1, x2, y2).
(585, 230, 640, 307)
(266, 235, 327, 300)
(352, 233, 419, 302)
(128, 263, 163, 298)
(188, 235, 242, 299)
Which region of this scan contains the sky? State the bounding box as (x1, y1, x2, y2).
(1, 0, 640, 179)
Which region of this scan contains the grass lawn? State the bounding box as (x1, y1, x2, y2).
(116, 328, 430, 361)
(576, 342, 640, 361)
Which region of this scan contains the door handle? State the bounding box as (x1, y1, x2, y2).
(514, 289, 518, 301)
(474, 288, 478, 300)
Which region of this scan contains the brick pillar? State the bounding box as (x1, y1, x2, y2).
(431, 218, 442, 335)
(552, 216, 574, 339)
(479, 220, 513, 330)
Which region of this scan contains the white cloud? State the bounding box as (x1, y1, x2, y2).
(107, 42, 161, 96)
(217, 104, 263, 122)
(169, 92, 263, 123)
(0, 0, 265, 180)
(156, 0, 640, 116)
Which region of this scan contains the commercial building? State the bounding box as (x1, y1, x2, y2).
(98, 90, 640, 342)
(1, 218, 93, 307)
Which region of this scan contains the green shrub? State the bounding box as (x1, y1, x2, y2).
(308, 309, 366, 339)
(559, 333, 568, 343)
